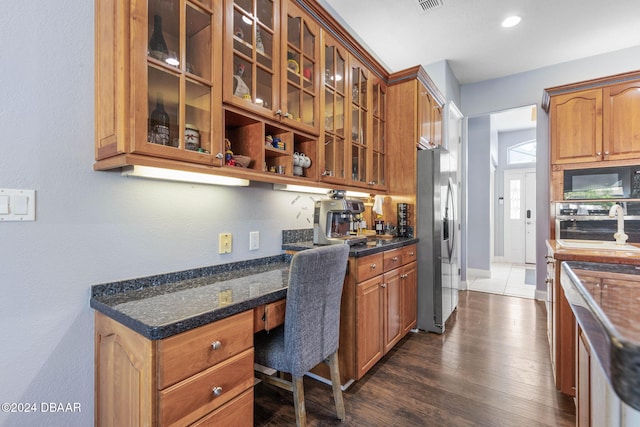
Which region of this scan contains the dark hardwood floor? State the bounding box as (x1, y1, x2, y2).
(254, 291, 576, 426)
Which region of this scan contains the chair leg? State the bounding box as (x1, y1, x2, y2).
(328, 351, 346, 421)
(292, 376, 306, 427)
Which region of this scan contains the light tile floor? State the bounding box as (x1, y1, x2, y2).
(467, 262, 536, 299)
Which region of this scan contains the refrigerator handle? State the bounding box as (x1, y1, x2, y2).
(447, 179, 455, 259)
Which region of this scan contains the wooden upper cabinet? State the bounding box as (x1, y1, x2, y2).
(550, 88, 603, 165)
(95, 0, 223, 168)
(320, 32, 348, 184)
(603, 81, 640, 161)
(370, 76, 387, 189)
(348, 57, 370, 187)
(223, 0, 319, 135)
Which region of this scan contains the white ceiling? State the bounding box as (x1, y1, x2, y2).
(320, 0, 640, 85)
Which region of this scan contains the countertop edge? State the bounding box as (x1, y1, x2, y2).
(560, 261, 640, 411)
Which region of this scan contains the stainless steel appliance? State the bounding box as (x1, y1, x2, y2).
(563, 165, 640, 200)
(555, 201, 640, 242)
(313, 193, 367, 246)
(417, 144, 460, 334)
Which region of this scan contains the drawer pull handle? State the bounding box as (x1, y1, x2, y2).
(211, 341, 222, 350)
(392, 256, 399, 262)
(408, 252, 415, 256)
(370, 263, 377, 270)
(212, 386, 223, 396)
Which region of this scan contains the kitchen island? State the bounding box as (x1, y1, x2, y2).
(561, 261, 640, 426)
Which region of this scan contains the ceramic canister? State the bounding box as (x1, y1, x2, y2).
(185, 124, 200, 151)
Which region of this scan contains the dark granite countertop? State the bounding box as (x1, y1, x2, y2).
(282, 237, 418, 257)
(560, 261, 640, 411)
(90, 255, 291, 340)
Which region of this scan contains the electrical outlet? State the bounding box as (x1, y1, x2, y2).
(249, 231, 259, 251)
(218, 233, 232, 254)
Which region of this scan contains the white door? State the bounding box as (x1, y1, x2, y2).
(525, 171, 536, 264)
(504, 169, 536, 264)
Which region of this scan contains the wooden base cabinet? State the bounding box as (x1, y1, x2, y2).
(94, 310, 254, 426)
(312, 245, 417, 388)
(546, 245, 576, 396)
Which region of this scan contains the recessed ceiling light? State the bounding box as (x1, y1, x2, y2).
(501, 15, 521, 28)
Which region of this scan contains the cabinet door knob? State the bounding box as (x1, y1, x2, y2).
(212, 386, 223, 396)
(211, 340, 222, 350)
(381, 283, 387, 288)
(604, 151, 609, 155)
(215, 152, 224, 159)
(597, 151, 602, 156)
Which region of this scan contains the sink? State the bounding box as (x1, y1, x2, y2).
(556, 239, 640, 252)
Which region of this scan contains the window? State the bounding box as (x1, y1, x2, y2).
(507, 139, 536, 164)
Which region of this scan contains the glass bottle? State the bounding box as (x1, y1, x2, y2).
(149, 15, 168, 61)
(150, 93, 170, 145)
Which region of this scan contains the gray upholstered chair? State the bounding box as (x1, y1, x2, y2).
(254, 243, 350, 427)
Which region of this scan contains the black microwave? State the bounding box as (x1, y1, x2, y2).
(564, 166, 640, 200)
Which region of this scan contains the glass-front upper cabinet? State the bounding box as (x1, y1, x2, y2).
(281, 1, 319, 134)
(370, 77, 387, 189)
(131, 0, 221, 164)
(224, 0, 278, 117)
(222, 0, 319, 134)
(321, 34, 348, 183)
(349, 59, 369, 186)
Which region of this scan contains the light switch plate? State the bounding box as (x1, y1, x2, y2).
(0, 188, 36, 221)
(249, 231, 259, 251)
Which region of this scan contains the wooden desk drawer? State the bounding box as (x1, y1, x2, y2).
(190, 388, 253, 426)
(383, 248, 403, 272)
(254, 299, 286, 332)
(157, 311, 253, 389)
(158, 348, 254, 427)
(355, 253, 384, 282)
(402, 245, 417, 265)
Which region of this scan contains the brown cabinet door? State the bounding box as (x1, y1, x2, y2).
(550, 89, 603, 164)
(401, 261, 417, 334)
(356, 275, 383, 379)
(603, 81, 640, 161)
(383, 268, 402, 353)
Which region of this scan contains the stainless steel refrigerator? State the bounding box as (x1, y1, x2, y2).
(417, 103, 461, 334)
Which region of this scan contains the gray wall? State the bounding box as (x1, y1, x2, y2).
(466, 116, 492, 271)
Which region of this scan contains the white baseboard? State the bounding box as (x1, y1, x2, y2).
(467, 268, 491, 278)
(534, 289, 547, 301)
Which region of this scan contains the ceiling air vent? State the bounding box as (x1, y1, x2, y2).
(417, 0, 444, 12)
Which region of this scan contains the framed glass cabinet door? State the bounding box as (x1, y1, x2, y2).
(224, 0, 278, 117)
(370, 77, 387, 189)
(321, 36, 347, 183)
(132, 0, 220, 164)
(349, 60, 369, 186)
(281, 1, 319, 134)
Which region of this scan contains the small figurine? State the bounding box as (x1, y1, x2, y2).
(224, 138, 236, 166)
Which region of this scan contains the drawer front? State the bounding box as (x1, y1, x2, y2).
(355, 253, 384, 282)
(157, 311, 253, 389)
(190, 388, 253, 427)
(253, 299, 286, 332)
(383, 248, 403, 272)
(402, 245, 417, 265)
(159, 348, 254, 427)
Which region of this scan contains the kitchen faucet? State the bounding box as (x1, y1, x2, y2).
(609, 204, 629, 245)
